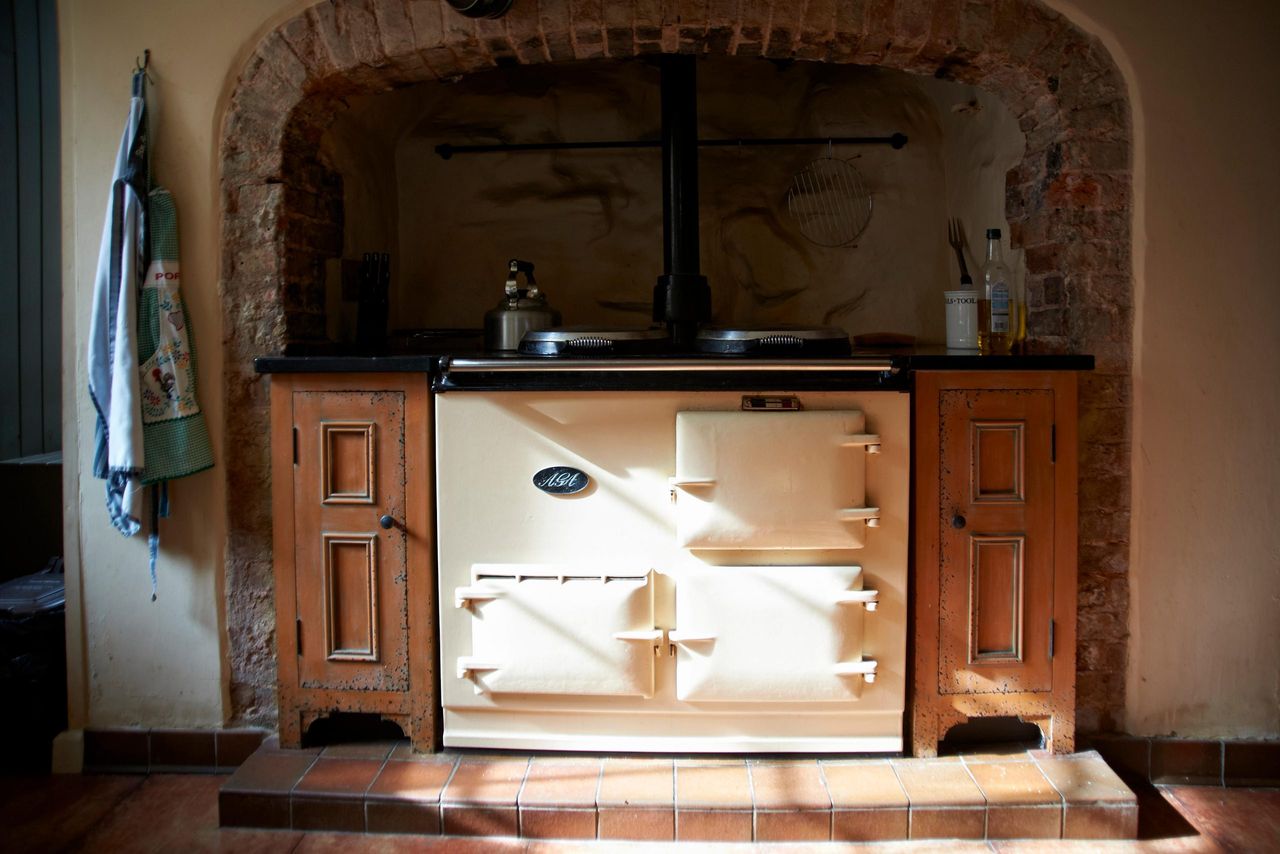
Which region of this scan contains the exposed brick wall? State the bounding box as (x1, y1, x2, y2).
(219, 0, 1133, 735)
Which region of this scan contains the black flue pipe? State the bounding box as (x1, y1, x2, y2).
(654, 55, 710, 349)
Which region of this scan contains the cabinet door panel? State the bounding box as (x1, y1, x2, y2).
(294, 390, 409, 692)
(938, 389, 1054, 695)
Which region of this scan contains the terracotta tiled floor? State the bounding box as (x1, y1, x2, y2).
(218, 742, 1156, 843)
(2, 755, 1278, 851)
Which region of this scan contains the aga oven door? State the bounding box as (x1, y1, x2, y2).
(455, 566, 661, 698)
(670, 565, 879, 702)
(673, 410, 881, 549)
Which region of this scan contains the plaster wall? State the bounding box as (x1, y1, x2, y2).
(1051, 0, 1280, 738)
(56, 0, 1278, 738)
(322, 59, 1025, 342)
(58, 0, 313, 728)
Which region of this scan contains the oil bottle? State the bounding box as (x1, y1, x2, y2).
(978, 228, 1015, 355)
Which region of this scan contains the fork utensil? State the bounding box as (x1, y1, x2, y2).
(947, 218, 973, 286)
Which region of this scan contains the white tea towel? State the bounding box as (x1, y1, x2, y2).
(87, 71, 149, 536)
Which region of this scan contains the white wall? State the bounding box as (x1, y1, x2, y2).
(58, 0, 1279, 738)
(59, 0, 312, 729)
(1049, 0, 1280, 738)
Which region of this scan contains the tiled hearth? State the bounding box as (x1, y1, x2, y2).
(219, 741, 1137, 842)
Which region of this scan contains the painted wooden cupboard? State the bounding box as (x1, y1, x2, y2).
(911, 371, 1079, 757)
(269, 374, 435, 751)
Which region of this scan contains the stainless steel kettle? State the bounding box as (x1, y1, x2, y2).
(484, 259, 561, 351)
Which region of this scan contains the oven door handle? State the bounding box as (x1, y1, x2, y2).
(443, 358, 898, 373)
(833, 658, 878, 684)
(669, 477, 716, 489)
(668, 629, 717, 656)
(836, 506, 881, 528)
(668, 629, 717, 643)
(613, 629, 665, 656)
(834, 589, 880, 612)
(455, 585, 504, 609)
(840, 433, 882, 454)
(457, 656, 502, 693)
(613, 629, 664, 639)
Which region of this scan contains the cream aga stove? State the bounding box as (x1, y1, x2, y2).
(434, 359, 909, 752)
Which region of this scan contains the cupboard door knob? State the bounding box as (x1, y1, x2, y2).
(951, 514, 966, 529)
(379, 515, 396, 530)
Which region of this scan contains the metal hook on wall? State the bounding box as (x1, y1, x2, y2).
(135, 48, 153, 83)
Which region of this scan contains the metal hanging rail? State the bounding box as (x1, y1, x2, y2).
(434, 132, 908, 159)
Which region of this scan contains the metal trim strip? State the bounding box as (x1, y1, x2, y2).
(443, 357, 897, 373)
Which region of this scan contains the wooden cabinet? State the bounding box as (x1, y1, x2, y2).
(270, 374, 435, 751)
(912, 371, 1078, 757)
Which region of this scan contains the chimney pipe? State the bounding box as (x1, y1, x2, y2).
(654, 55, 710, 349)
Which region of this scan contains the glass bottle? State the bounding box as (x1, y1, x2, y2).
(1010, 238, 1027, 352)
(978, 228, 1014, 355)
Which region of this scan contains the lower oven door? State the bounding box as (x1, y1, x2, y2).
(671, 565, 878, 702)
(456, 566, 659, 698)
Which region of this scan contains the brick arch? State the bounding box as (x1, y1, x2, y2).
(220, 0, 1133, 732)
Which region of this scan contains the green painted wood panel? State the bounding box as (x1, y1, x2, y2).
(0, 1, 20, 460)
(0, 0, 59, 460)
(37, 0, 58, 451)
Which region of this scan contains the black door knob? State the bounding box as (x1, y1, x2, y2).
(379, 515, 395, 530)
(951, 514, 967, 529)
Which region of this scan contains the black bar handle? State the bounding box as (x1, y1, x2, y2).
(435, 133, 908, 159)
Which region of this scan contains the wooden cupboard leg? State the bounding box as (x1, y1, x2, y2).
(1023, 715, 1075, 754)
(912, 707, 939, 757)
(935, 707, 968, 755)
(1049, 714, 1075, 754)
(409, 716, 436, 754)
(299, 710, 324, 744)
(277, 706, 303, 749)
(409, 691, 440, 752)
(913, 732, 939, 758)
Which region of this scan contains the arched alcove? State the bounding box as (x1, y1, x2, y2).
(219, 0, 1132, 734)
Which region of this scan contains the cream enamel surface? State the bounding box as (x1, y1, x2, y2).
(56, 0, 1279, 738)
(673, 565, 874, 702)
(673, 410, 873, 549)
(462, 570, 657, 698)
(434, 391, 909, 751)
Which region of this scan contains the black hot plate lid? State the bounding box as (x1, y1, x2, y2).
(695, 325, 852, 356)
(519, 326, 671, 357)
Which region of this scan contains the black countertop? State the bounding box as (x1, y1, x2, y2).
(253, 353, 440, 373)
(255, 346, 1092, 393)
(254, 347, 1094, 375)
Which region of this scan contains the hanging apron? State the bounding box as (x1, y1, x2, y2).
(138, 188, 214, 485)
(88, 67, 215, 597)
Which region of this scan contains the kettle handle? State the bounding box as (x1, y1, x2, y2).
(505, 258, 538, 300)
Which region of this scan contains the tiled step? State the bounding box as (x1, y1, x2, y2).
(218, 740, 1137, 842)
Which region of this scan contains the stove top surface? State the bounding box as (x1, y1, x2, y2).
(518, 325, 852, 358)
(519, 326, 672, 357)
(695, 325, 852, 356)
